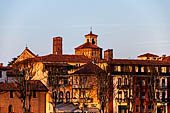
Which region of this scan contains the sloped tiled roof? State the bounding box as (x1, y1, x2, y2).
(108, 59, 170, 66)
(75, 42, 101, 49)
(16, 54, 91, 64)
(138, 53, 159, 58)
(17, 47, 36, 58)
(162, 56, 170, 62)
(73, 62, 104, 75)
(0, 80, 48, 91)
(85, 31, 98, 37)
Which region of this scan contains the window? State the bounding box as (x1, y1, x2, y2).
(114, 66, 118, 72)
(148, 92, 150, 99)
(118, 78, 121, 86)
(128, 66, 132, 72)
(59, 91, 63, 103)
(118, 91, 122, 99)
(136, 91, 139, 98)
(135, 66, 138, 72)
(136, 105, 139, 112)
(156, 92, 160, 99)
(147, 78, 151, 85)
(124, 91, 128, 99)
(124, 78, 127, 85)
(148, 105, 151, 112)
(155, 67, 158, 72)
(147, 66, 150, 72)
(147, 57, 149, 60)
(59, 79, 62, 84)
(33, 91, 36, 98)
(92, 39, 95, 44)
(136, 79, 139, 86)
(75, 77, 78, 84)
(142, 79, 145, 86)
(141, 105, 145, 112)
(161, 67, 166, 73)
(64, 79, 68, 85)
(156, 79, 160, 87)
(92, 51, 96, 57)
(8, 105, 12, 112)
(162, 92, 165, 102)
(10, 91, 13, 98)
(141, 92, 145, 99)
(66, 91, 70, 103)
(118, 66, 121, 72)
(83, 76, 87, 86)
(0, 71, 2, 78)
(141, 66, 144, 72)
(162, 79, 165, 87)
(52, 91, 57, 102)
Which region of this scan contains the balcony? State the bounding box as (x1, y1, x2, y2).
(116, 98, 128, 103)
(156, 86, 168, 90)
(157, 98, 168, 103)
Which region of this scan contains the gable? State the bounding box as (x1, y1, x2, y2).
(14, 47, 36, 63)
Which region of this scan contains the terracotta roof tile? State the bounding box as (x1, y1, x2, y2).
(108, 59, 170, 65)
(16, 54, 91, 64)
(162, 56, 170, 62)
(25, 47, 36, 57)
(85, 31, 98, 37)
(75, 42, 101, 49)
(73, 62, 104, 75)
(0, 80, 48, 91)
(138, 53, 159, 58)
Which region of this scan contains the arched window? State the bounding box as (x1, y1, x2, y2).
(8, 104, 12, 112)
(66, 91, 70, 103)
(59, 91, 63, 103)
(52, 91, 58, 103)
(92, 39, 95, 45)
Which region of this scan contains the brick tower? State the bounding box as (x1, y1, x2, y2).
(53, 37, 62, 55)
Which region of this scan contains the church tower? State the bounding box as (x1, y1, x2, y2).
(75, 29, 102, 61)
(53, 37, 62, 55)
(84, 29, 98, 46)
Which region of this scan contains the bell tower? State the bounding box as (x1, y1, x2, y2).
(85, 28, 98, 46)
(53, 37, 62, 55)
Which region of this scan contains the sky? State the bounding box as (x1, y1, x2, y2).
(1, 0, 170, 66)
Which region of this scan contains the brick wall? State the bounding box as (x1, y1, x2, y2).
(0, 91, 46, 113)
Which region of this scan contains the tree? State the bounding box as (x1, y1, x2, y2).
(12, 60, 36, 113)
(44, 63, 73, 113)
(97, 65, 115, 113)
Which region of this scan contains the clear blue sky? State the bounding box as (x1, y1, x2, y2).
(1, 0, 170, 65)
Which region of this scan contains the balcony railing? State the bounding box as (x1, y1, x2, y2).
(116, 98, 128, 103)
(156, 86, 168, 90)
(157, 98, 168, 103)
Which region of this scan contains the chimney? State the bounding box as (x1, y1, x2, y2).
(0, 63, 3, 67)
(53, 37, 62, 55)
(104, 49, 113, 61)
